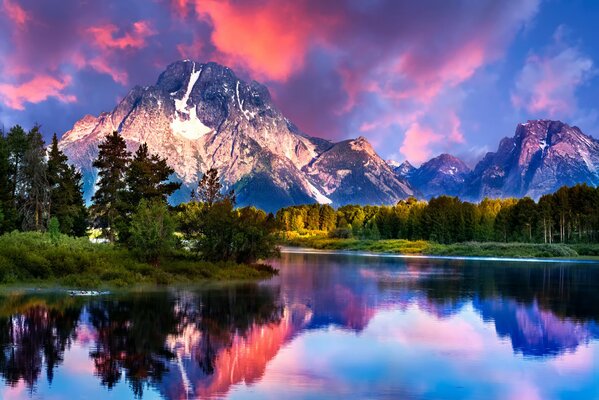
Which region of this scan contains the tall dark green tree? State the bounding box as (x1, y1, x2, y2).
(124, 143, 181, 206)
(0, 130, 13, 233)
(91, 131, 131, 241)
(47, 133, 88, 236)
(3, 125, 28, 230)
(21, 125, 49, 231)
(194, 167, 235, 206)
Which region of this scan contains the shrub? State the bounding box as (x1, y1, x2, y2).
(128, 199, 177, 265)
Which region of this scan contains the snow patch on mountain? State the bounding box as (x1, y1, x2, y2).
(171, 62, 212, 140)
(307, 181, 332, 204)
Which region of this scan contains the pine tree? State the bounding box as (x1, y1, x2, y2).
(194, 168, 235, 206)
(125, 143, 181, 206)
(47, 133, 88, 236)
(0, 130, 13, 233)
(21, 125, 49, 231)
(4, 125, 28, 229)
(91, 131, 131, 241)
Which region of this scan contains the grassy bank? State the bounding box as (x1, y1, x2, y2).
(0, 231, 277, 288)
(280, 232, 599, 259)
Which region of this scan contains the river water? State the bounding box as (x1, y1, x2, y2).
(1, 250, 599, 399)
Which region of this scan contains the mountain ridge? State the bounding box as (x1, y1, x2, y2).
(59, 60, 415, 211)
(392, 120, 599, 200)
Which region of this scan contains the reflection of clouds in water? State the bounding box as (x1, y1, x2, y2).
(158, 304, 312, 399)
(2, 252, 599, 399)
(241, 304, 599, 400)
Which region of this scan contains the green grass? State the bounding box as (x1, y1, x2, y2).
(0, 231, 277, 288)
(280, 233, 599, 259)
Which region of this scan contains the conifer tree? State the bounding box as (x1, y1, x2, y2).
(91, 131, 131, 241)
(0, 130, 13, 232)
(193, 168, 235, 206)
(21, 125, 49, 231)
(47, 133, 88, 236)
(124, 143, 181, 206)
(5, 125, 28, 228)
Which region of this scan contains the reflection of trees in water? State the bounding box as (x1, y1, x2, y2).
(86, 284, 282, 398)
(0, 284, 282, 398)
(0, 295, 82, 391)
(87, 292, 181, 397)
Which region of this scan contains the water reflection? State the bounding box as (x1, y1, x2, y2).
(1, 252, 599, 399)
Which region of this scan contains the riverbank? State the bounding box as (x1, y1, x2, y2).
(0, 232, 277, 288)
(279, 234, 599, 260)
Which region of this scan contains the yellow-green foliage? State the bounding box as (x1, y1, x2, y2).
(0, 231, 276, 288)
(281, 233, 599, 259)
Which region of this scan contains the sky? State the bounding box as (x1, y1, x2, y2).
(0, 0, 598, 166)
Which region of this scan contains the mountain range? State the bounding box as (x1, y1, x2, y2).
(396, 120, 599, 201)
(59, 60, 599, 211)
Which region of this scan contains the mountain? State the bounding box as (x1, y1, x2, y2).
(399, 154, 471, 199)
(59, 60, 414, 211)
(392, 160, 416, 180)
(464, 120, 599, 200)
(305, 137, 414, 205)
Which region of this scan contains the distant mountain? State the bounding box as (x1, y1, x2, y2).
(390, 120, 599, 201)
(305, 136, 414, 205)
(59, 60, 414, 211)
(463, 120, 599, 200)
(393, 160, 416, 180)
(399, 154, 471, 199)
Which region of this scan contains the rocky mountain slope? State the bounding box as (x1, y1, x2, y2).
(59, 60, 414, 211)
(463, 120, 599, 200)
(396, 154, 471, 199)
(392, 120, 599, 201)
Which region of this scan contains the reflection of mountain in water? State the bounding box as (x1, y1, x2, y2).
(474, 297, 599, 357)
(1, 254, 599, 398)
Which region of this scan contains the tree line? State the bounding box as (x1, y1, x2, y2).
(276, 185, 599, 244)
(1, 126, 278, 266)
(1, 125, 87, 236)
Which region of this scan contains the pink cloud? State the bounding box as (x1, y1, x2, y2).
(512, 27, 595, 117)
(177, 36, 204, 60)
(179, 0, 336, 81)
(88, 57, 128, 84)
(87, 20, 156, 50)
(448, 112, 465, 143)
(400, 123, 443, 165)
(0, 74, 76, 110)
(2, 0, 29, 27)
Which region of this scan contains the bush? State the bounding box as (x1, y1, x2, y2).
(0, 231, 277, 288)
(128, 199, 176, 265)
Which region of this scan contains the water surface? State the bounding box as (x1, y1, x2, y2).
(1, 251, 599, 399)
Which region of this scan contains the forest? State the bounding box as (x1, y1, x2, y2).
(276, 186, 599, 250)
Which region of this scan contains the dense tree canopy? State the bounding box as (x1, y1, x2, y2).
(277, 185, 599, 244)
(91, 131, 131, 241)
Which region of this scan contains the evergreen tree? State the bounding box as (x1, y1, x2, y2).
(47, 134, 88, 236)
(4, 125, 28, 229)
(91, 131, 131, 241)
(0, 130, 13, 232)
(21, 125, 49, 231)
(194, 168, 235, 206)
(125, 143, 181, 206)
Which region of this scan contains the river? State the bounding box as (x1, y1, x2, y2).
(1, 250, 599, 399)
